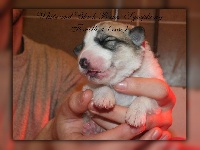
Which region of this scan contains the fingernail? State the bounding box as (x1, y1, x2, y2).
(152, 129, 162, 140)
(160, 134, 169, 140)
(114, 81, 127, 90)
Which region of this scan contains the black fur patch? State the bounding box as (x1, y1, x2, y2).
(129, 26, 145, 46)
(94, 31, 127, 51)
(73, 42, 84, 56)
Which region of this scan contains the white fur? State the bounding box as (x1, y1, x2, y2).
(78, 21, 164, 128)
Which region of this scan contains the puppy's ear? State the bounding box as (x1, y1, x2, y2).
(129, 26, 145, 46)
(73, 42, 84, 56)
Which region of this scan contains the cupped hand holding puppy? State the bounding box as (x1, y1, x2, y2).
(88, 77, 175, 140)
(36, 90, 151, 140)
(35, 77, 174, 140)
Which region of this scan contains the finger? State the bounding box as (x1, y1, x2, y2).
(89, 102, 172, 130)
(146, 110, 172, 130)
(139, 128, 171, 141)
(88, 102, 127, 124)
(159, 130, 172, 140)
(113, 77, 176, 108)
(139, 127, 162, 140)
(62, 123, 145, 140)
(82, 123, 146, 140)
(91, 109, 172, 133)
(89, 100, 172, 132)
(61, 90, 93, 119)
(92, 115, 118, 129)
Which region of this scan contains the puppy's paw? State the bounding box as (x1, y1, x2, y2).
(125, 108, 147, 127)
(92, 86, 115, 109)
(93, 95, 115, 109)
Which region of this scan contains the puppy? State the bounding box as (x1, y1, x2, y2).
(74, 21, 164, 135)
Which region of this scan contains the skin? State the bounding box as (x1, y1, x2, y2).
(36, 78, 174, 141)
(13, 9, 175, 143)
(90, 78, 175, 131)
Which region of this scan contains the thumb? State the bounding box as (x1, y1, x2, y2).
(61, 90, 93, 119)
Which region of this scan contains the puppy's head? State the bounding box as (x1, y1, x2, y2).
(74, 21, 145, 85)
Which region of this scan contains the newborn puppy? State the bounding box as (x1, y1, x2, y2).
(74, 21, 164, 135)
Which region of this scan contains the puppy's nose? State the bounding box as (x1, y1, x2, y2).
(79, 58, 89, 69)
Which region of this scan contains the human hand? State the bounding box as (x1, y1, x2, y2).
(36, 90, 153, 140)
(88, 77, 175, 140)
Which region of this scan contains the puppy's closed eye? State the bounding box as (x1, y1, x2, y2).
(95, 36, 124, 51)
(103, 37, 118, 50)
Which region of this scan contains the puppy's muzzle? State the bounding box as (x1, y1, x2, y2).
(79, 58, 89, 69)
